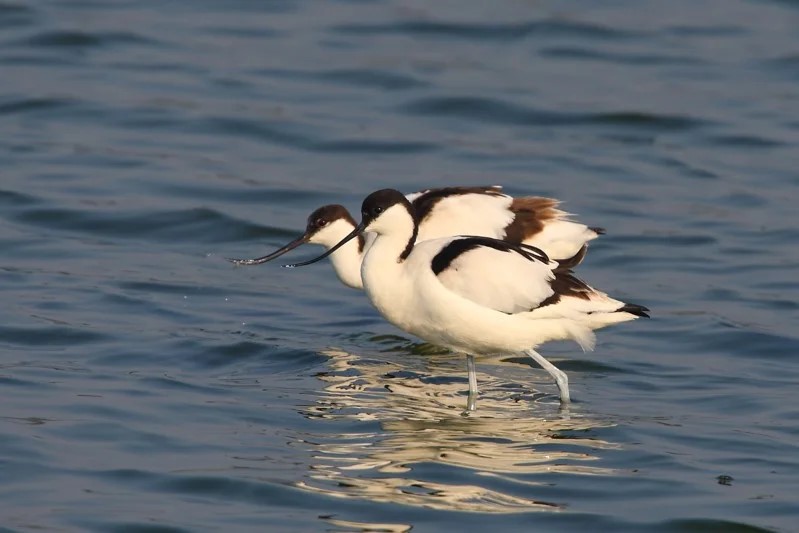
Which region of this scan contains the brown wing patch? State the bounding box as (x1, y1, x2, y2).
(503, 197, 560, 243)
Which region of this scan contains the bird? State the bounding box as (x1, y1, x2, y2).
(228, 186, 604, 290)
(284, 189, 649, 411)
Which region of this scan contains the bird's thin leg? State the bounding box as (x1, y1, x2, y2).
(465, 354, 478, 412)
(524, 349, 571, 403)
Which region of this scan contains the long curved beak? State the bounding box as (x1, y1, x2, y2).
(227, 234, 309, 266)
(284, 222, 364, 268)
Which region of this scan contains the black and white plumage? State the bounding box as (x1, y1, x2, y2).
(285, 189, 648, 410)
(229, 186, 603, 290)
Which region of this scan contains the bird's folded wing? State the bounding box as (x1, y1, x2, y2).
(406, 186, 513, 242)
(428, 237, 556, 314)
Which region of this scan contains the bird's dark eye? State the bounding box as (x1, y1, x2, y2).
(372, 206, 384, 216)
(315, 218, 328, 228)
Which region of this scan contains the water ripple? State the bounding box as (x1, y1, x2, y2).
(194, 116, 437, 154)
(0, 96, 76, 116)
(293, 349, 620, 513)
(0, 325, 107, 347)
(401, 96, 708, 130)
(704, 134, 786, 148)
(331, 19, 640, 41)
(257, 67, 430, 91)
(13, 206, 261, 243)
(16, 30, 158, 49)
(0, 188, 39, 207)
(311, 138, 436, 154)
(540, 46, 707, 66)
(0, 2, 36, 29)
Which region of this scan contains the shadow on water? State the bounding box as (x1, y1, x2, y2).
(294, 348, 618, 517)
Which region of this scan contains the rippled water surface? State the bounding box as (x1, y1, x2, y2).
(2, 0, 798, 531)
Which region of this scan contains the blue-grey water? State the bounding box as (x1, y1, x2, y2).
(1, 0, 798, 531)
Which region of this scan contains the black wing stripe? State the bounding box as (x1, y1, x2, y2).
(553, 244, 587, 271)
(431, 236, 549, 276)
(534, 270, 593, 310)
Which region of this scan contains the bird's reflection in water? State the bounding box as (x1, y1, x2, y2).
(295, 347, 620, 518)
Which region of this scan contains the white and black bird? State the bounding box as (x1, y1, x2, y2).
(229, 186, 603, 290)
(285, 189, 648, 411)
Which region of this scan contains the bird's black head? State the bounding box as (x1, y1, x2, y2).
(305, 204, 354, 235)
(360, 189, 417, 261)
(227, 204, 356, 267)
(360, 189, 412, 226)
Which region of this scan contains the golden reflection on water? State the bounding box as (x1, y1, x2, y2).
(295, 348, 620, 518)
(323, 518, 411, 533)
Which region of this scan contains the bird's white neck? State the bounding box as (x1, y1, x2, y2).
(309, 218, 365, 289)
(326, 237, 365, 289)
(359, 212, 417, 321)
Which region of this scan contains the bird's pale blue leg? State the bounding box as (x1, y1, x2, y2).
(465, 354, 478, 412)
(524, 349, 571, 403)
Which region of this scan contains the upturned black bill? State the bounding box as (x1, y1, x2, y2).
(227, 234, 308, 266)
(283, 223, 364, 268)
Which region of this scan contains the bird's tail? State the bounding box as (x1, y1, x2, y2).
(508, 197, 602, 263)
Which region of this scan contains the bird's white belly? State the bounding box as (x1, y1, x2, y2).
(364, 273, 562, 355)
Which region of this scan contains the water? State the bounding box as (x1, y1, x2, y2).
(1, 0, 798, 531)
